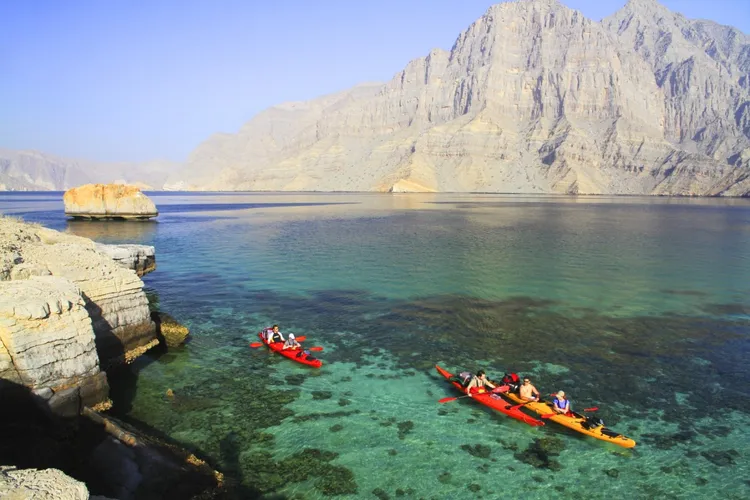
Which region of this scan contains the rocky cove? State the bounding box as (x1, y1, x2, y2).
(0, 215, 220, 499)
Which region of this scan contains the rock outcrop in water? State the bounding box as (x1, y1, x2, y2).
(95, 243, 156, 277)
(0, 276, 109, 415)
(0, 216, 212, 498)
(0, 216, 157, 374)
(63, 184, 158, 220)
(172, 0, 749, 195)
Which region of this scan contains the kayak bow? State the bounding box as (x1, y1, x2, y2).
(435, 365, 544, 427)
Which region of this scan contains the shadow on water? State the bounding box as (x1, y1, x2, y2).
(155, 201, 358, 214)
(66, 219, 158, 242)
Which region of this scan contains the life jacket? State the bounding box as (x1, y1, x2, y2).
(553, 398, 570, 412)
(263, 327, 282, 343)
(501, 373, 520, 392)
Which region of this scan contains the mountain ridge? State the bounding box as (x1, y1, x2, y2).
(2, 0, 749, 195)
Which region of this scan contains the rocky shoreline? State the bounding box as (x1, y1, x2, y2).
(0, 215, 219, 499)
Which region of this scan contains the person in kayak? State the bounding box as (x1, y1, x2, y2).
(465, 370, 497, 397)
(519, 377, 540, 401)
(264, 325, 285, 343)
(553, 391, 571, 415)
(282, 333, 301, 350)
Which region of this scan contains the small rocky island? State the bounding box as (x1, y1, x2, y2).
(0, 216, 218, 499)
(63, 184, 158, 220)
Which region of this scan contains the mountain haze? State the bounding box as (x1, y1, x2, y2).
(0, 148, 178, 191)
(3, 0, 750, 195)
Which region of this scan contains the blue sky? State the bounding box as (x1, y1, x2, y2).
(1, 0, 748, 163)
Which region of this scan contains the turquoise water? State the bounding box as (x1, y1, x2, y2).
(2, 192, 750, 499)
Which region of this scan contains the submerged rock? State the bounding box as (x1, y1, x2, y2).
(151, 311, 190, 348)
(63, 184, 158, 220)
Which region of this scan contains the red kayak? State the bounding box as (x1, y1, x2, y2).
(257, 333, 322, 368)
(436, 365, 544, 427)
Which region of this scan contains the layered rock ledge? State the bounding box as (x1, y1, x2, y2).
(0, 215, 210, 498)
(63, 184, 158, 220)
(95, 243, 156, 277)
(0, 216, 157, 370)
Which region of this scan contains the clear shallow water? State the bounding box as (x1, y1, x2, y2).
(2, 192, 750, 499)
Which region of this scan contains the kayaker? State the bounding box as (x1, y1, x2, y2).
(282, 333, 301, 350)
(265, 325, 285, 343)
(466, 370, 496, 397)
(519, 377, 540, 401)
(553, 391, 571, 414)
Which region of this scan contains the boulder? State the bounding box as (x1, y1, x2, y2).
(63, 184, 158, 220)
(0, 466, 89, 500)
(151, 311, 190, 347)
(95, 243, 156, 276)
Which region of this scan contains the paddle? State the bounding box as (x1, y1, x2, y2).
(540, 407, 599, 418)
(438, 394, 471, 404)
(250, 335, 307, 348)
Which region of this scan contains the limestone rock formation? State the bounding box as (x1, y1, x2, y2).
(0, 276, 109, 414)
(172, 0, 749, 196)
(63, 184, 158, 220)
(95, 244, 156, 277)
(0, 466, 89, 500)
(0, 216, 157, 370)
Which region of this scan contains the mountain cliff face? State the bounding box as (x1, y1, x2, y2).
(3, 0, 749, 195)
(173, 0, 750, 195)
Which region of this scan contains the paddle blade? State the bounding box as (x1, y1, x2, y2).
(583, 407, 599, 412)
(249, 342, 264, 348)
(439, 396, 459, 404)
(540, 414, 556, 419)
(307, 346, 324, 352)
(296, 336, 306, 342)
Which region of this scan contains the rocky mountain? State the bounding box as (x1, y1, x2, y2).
(2, 0, 749, 195)
(173, 0, 750, 195)
(0, 148, 178, 191)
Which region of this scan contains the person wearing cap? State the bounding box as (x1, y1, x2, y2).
(553, 391, 571, 415)
(282, 333, 301, 350)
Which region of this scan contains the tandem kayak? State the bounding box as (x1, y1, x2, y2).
(500, 391, 636, 448)
(435, 365, 544, 427)
(257, 333, 322, 368)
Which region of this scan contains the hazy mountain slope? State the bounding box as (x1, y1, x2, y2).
(0, 148, 179, 191)
(176, 0, 750, 195)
